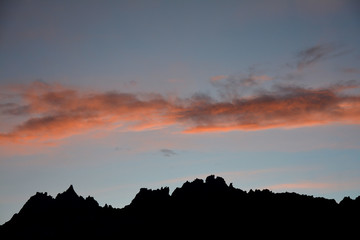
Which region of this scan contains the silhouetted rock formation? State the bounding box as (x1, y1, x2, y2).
(1, 175, 359, 238)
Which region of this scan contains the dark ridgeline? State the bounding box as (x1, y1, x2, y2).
(1, 175, 359, 238)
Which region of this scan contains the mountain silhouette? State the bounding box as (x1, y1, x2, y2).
(1, 175, 359, 238)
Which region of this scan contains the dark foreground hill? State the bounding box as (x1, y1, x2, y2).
(1, 175, 359, 238)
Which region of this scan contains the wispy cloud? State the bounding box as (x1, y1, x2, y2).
(1, 79, 360, 143)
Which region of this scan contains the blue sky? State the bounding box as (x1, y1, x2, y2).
(1, 0, 360, 224)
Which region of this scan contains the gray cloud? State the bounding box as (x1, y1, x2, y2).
(210, 72, 273, 100)
(1, 104, 30, 115)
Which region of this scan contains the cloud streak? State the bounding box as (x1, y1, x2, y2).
(1, 78, 360, 143)
(295, 43, 348, 70)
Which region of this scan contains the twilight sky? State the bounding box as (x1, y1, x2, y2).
(1, 0, 360, 224)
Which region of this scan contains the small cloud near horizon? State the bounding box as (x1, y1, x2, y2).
(160, 149, 177, 157)
(210, 75, 228, 82)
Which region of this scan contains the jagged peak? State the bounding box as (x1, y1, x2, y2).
(66, 185, 76, 194)
(56, 184, 79, 200)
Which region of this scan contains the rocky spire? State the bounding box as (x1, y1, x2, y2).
(56, 185, 79, 201)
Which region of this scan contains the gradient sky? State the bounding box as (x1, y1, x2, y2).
(1, 0, 360, 224)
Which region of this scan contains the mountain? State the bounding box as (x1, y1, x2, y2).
(1, 175, 359, 238)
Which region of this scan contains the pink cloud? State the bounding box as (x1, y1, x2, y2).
(1, 81, 360, 143)
(267, 182, 333, 191)
(210, 75, 228, 82)
(266, 179, 360, 192)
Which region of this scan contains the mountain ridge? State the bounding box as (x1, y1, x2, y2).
(1, 175, 359, 238)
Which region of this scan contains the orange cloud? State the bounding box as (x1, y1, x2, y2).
(210, 75, 228, 82)
(267, 182, 333, 191)
(180, 87, 360, 133)
(266, 178, 360, 192)
(0, 81, 174, 143)
(1, 81, 360, 143)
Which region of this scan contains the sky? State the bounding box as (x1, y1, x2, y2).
(1, 0, 360, 224)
